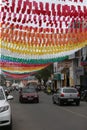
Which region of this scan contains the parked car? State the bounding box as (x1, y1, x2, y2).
(19, 86, 39, 103)
(0, 86, 13, 130)
(52, 87, 80, 106)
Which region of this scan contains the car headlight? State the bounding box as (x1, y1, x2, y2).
(0, 105, 9, 113)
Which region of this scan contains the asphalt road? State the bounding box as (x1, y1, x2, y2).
(10, 91, 87, 130)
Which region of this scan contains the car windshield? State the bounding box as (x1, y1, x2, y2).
(26, 83, 37, 88)
(0, 89, 5, 100)
(63, 88, 77, 93)
(26, 85, 37, 89)
(22, 87, 36, 93)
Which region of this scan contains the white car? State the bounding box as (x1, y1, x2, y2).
(0, 86, 13, 130)
(52, 87, 80, 106)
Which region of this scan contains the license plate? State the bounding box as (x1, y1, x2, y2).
(68, 99, 73, 101)
(28, 97, 33, 100)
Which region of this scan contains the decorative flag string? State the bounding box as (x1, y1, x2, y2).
(0, 0, 87, 77)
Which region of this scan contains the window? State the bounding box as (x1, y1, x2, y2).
(63, 88, 77, 93)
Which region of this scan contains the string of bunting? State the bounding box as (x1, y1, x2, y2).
(0, 0, 87, 77)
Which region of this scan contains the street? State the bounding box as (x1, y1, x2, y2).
(10, 91, 87, 130)
(1, 1, 87, 130)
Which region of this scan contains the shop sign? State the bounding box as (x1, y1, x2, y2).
(53, 73, 61, 80)
(57, 61, 72, 69)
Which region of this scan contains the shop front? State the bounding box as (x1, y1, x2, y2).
(53, 73, 61, 90)
(80, 64, 87, 90)
(80, 48, 87, 90)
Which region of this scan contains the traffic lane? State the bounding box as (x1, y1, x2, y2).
(40, 92, 87, 121)
(11, 91, 87, 130)
(58, 101, 87, 119)
(42, 92, 87, 119)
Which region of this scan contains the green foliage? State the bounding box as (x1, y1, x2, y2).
(0, 74, 6, 86)
(35, 64, 53, 83)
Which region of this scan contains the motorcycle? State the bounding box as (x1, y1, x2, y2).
(81, 90, 87, 102)
(47, 86, 51, 94)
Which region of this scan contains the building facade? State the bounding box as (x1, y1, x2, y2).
(53, 46, 87, 90)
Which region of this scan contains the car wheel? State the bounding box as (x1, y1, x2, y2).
(52, 97, 56, 104)
(37, 99, 39, 103)
(59, 99, 63, 106)
(35, 98, 39, 103)
(8, 119, 12, 130)
(19, 97, 23, 103)
(76, 101, 80, 106)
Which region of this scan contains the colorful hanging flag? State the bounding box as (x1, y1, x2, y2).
(0, 0, 87, 77)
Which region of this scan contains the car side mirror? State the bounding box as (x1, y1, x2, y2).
(7, 95, 14, 100)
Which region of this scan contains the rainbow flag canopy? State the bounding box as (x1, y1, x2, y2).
(0, 0, 87, 78)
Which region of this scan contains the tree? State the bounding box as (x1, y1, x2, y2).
(0, 74, 6, 86)
(35, 63, 53, 84)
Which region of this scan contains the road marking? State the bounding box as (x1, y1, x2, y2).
(60, 107, 87, 119)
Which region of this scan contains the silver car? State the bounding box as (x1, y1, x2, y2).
(52, 87, 80, 106)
